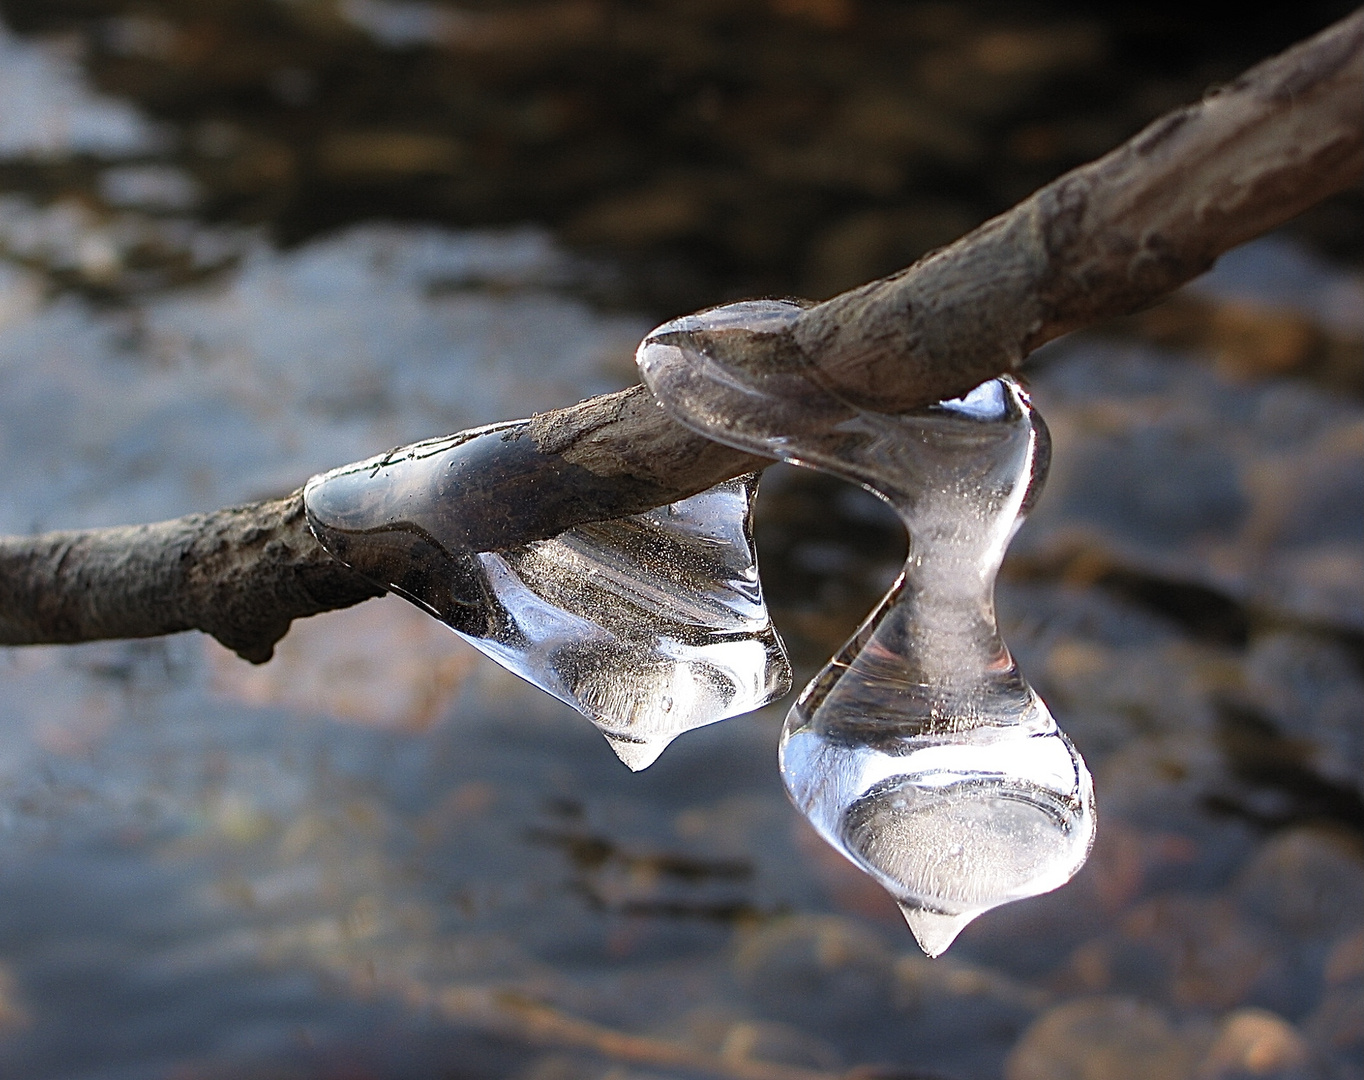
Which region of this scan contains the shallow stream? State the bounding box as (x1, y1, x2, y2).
(1, 5, 1363, 1078)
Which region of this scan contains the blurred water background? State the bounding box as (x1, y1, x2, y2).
(0, 2, 1362, 1077)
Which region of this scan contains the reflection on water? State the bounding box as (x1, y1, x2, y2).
(1, 4, 1364, 1079)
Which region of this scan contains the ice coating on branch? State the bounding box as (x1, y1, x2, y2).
(303, 421, 791, 770)
(638, 299, 1094, 955)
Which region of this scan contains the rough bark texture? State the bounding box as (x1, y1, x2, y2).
(0, 496, 382, 663)
(794, 6, 1364, 410)
(2, 8, 1362, 663)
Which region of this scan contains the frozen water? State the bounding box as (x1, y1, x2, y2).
(304, 422, 791, 769)
(0, 203, 803, 1072)
(638, 299, 1095, 954)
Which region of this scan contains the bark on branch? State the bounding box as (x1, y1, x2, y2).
(2, 8, 1362, 663)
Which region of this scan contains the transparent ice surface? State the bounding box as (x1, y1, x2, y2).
(638, 299, 1095, 955)
(304, 421, 791, 770)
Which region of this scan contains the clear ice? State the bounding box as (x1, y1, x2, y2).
(637, 299, 1095, 955)
(303, 421, 791, 770)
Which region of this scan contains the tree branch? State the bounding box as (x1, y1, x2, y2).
(2, 8, 1362, 663)
(0, 496, 382, 664)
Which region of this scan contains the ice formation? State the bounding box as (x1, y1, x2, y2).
(638, 298, 1095, 955)
(304, 420, 790, 770)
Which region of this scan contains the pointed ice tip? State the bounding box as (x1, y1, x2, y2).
(899, 903, 978, 958)
(605, 734, 669, 772)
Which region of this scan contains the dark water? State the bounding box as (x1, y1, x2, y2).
(0, 3, 1363, 1078)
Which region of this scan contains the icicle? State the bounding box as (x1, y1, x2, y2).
(303, 420, 791, 770)
(638, 299, 1095, 955)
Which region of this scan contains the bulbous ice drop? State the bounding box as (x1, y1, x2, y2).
(303, 420, 791, 770)
(637, 299, 1095, 955)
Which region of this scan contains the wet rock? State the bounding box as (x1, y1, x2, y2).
(1045, 401, 1250, 552)
(1128, 295, 1330, 382)
(1006, 996, 1197, 1080)
(681, 1008, 843, 1071)
(1023, 339, 1364, 636)
(0, 966, 29, 1033)
(892, 950, 1046, 1066)
(731, 915, 1041, 1075)
(1038, 636, 1226, 754)
(1308, 985, 1364, 1059)
(1233, 828, 1364, 942)
(1063, 894, 1280, 1011)
(515, 1054, 602, 1080)
(1075, 819, 1200, 915)
(1306, 932, 1364, 1062)
(1325, 929, 1364, 989)
(731, 915, 897, 1035)
(1201, 302, 1324, 382)
(718, 1020, 842, 1070)
(1092, 734, 1256, 889)
(318, 131, 466, 179)
(1237, 632, 1364, 796)
(1199, 1009, 1324, 1080)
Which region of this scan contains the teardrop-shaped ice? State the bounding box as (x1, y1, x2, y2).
(303, 420, 791, 770)
(638, 299, 1094, 954)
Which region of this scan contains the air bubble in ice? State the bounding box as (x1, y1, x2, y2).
(303, 420, 791, 770)
(637, 299, 1095, 955)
